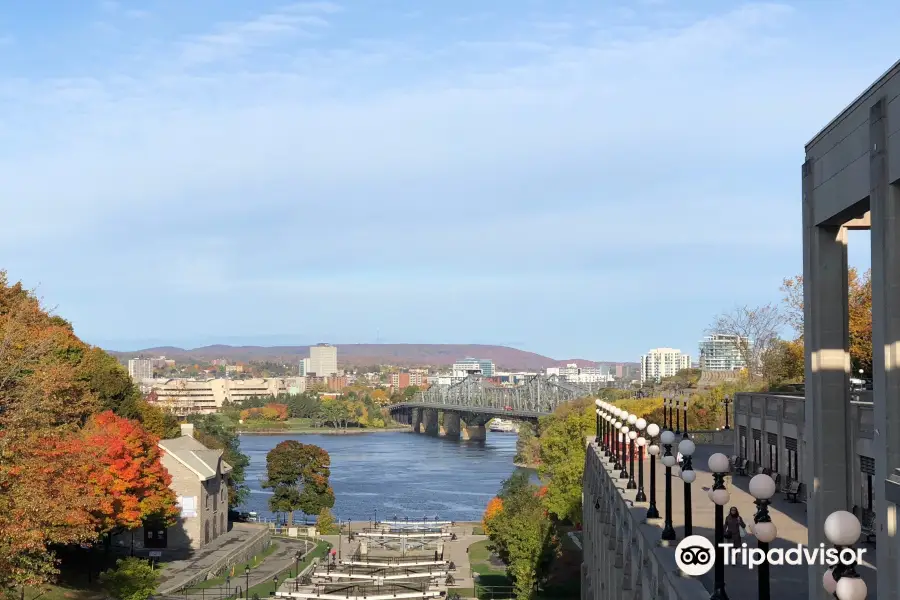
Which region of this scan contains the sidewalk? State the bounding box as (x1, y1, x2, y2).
(156, 523, 314, 595)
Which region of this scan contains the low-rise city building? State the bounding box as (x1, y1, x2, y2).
(144, 377, 304, 415)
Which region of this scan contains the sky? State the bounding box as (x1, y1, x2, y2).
(0, 0, 892, 361)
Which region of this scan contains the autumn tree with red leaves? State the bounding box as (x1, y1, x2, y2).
(0, 272, 178, 588)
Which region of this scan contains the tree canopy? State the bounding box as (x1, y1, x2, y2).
(188, 413, 251, 506)
(0, 271, 178, 588)
(263, 440, 335, 525)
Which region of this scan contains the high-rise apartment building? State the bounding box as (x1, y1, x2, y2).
(128, 358, 154, 382)
(640, 348, 691, 384)
(308, 344, 337, 377)
(299, 357, 311, 376)
(698, 334, 747, 371)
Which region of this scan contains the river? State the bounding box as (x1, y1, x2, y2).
(237, 431, 528, 522)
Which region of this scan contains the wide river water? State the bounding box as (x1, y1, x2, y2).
(236, 431, 525, 522)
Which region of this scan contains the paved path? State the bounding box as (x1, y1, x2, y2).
(629, 443, 878, 600)
(157, 524, 316, 595)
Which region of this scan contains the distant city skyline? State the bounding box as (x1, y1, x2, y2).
(0, 1, 885, 360)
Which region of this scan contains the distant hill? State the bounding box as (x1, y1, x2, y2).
(107, 343, 635, 371)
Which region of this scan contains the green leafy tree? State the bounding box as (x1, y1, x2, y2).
(98, 557, 160, 600)
(316, 507, 338, 534)
(263, 441, 335, 524)
(485, 472, 556, 600)
(537, 398, 594, 525)
(189, 414, 251, 506)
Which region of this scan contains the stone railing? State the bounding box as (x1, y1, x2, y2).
(582, 441, 708, 600)
(684, 429, 734, 446)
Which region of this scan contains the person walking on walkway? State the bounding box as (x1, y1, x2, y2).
(723, 507, 746, 542)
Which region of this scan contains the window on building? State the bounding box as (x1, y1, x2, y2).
(861, 456, 875, 512)
(785, 437, 798, 480)
(752, 429, 761, 465)
(767, 433, 778, 473)
(739, 426, 747, 459)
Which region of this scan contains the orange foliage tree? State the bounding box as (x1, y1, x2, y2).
(482, 496, 503, 534)
(0, 272, 177, 587)
(781, 268, 872, 374)
(76, 411, 179, 533)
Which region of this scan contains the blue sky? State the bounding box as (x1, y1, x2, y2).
(0, 0, 890, 361)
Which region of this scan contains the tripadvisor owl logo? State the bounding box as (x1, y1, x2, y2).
(674, 535, 867, 576)
(675, 536, 716, 576)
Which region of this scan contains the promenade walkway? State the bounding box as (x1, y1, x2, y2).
(632, 443, 878, 599)
(157, 524, 314, 595)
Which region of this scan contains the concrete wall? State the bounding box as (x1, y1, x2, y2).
(733, 392, 874, 510)
(582, 440, 709, 600)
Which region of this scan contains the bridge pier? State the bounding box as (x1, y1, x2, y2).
(412, 408, 423, 433)
(460, 413, 490, 442)
(423, 408, 440, 436)
(461, 424, 486, 441)
(440, 412, 461, 439)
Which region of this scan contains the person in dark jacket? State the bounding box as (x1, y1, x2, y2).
(724, 507, 746, 541)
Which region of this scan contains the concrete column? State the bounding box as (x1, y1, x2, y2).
(440, 412, 461, 439)
(423, 408, 439, 436)
(412, 408, 423, 433)
(802, 158, 852, 600)
(461, 424, 486, 441)
(870, 97, 900, 600)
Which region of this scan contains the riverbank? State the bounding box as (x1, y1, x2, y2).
(237, 426, 411, 435)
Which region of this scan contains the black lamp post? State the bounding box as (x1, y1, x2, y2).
(708, 453, 731, 600)
(679, 439, 696, 536)
(674, 398, 682, 435)
(645, 424, 660, 519)
(723, 395, 731, 429)
(627, 429, 638, 489)
(663, 397, 669, 429)
(272, 575, 279, 597)
(822, 510, 868, 599)
(749, 474, 778, 600)
(595, 408, 601, 444)
(635, 418, 648, 502)
(245, 566, 250, 597)
(682, 395, 690, 440)
(226, 575, 231, 597)
(619, 423, 630, 480)
(613, 417, 623, 470)
(660, 430, 677, 541)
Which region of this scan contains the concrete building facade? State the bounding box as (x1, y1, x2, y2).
(128, 358, 154, 381)
(309, 344, 338, 377)
(732, 391, 876, 517)
(803, 59, 900, 600)
(145, 377, 304, 415)
(640, 348, 691, 383)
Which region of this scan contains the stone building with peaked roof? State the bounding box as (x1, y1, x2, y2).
(111, 423, 232, 555)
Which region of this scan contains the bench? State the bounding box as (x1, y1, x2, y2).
(784, 481, 802, 503)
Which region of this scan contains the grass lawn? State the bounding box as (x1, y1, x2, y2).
(466, 540, 510, 586)
(245, 541, 330, 597)
(192, 542, 278, 589)
(472, 525, 485, 535)
(24, 584, 104, 600)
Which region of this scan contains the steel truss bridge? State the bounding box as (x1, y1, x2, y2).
(387, 374, 590, 421)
